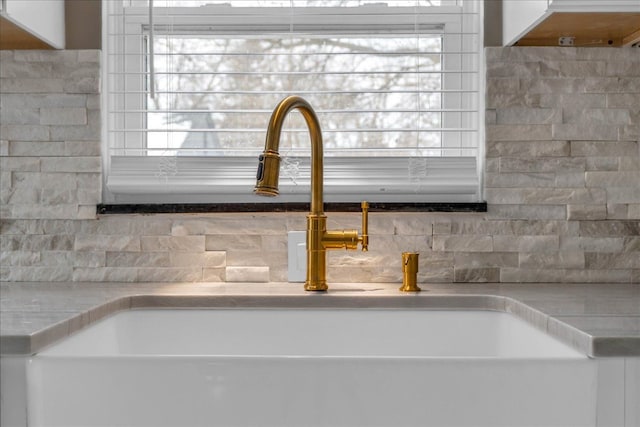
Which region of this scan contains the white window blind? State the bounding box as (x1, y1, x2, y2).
(103, 0, 483, 204)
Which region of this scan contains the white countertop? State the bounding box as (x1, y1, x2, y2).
(1, 281, 639, 357)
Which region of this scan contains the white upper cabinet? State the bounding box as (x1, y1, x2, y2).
(0, 0, 65, 49)
(503, 0, 640, 47)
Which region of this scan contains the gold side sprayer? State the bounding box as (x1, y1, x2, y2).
(400, 252, 420, 292)
(255, 95, 369, 291)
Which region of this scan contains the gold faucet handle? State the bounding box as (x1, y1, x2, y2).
(360, 201, 369, 251)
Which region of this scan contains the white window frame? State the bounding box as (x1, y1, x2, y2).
(102, 1, 484, 204)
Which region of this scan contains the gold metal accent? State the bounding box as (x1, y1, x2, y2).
(254, 95, 369, 291)
(360, 201, 369, 251)
(400, 252, 421, 292)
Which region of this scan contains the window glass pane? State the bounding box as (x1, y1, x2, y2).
(106, 0, 481, 203)
(147, 34, 443, 156)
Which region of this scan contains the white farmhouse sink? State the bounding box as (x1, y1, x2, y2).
(28, 308, 597, 427)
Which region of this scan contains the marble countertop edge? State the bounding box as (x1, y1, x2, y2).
(1, 282, 639, 357)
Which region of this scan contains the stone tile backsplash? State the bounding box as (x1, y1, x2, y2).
(0, 48, 638, 284)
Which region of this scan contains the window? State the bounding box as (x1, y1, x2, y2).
(103, 0, 483, 204)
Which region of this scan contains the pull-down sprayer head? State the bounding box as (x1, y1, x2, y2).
(254, 150, 281, 197)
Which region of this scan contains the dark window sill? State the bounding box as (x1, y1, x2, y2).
(97, 202, 487, 214)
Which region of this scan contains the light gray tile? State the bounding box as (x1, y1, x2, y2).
(40, 108, 87, 125)
(72, 267, 138, 282)
(9, 141, 65, 157)
(13, 50, 77, 63)
(485, 172, 556, 188)
(225, 266, 270, 282)
(453, 267, 500, 283)
(205, 234, 262, 251)
(135, 267, 203, 282)
(606, 204, 629, 220)
(77, 50, 101, 63)
(579, 220, 640, 237)
(486, 141, 569, 158)
(0, 108, 40, 125)
(495, 107, 561, 125)
(521, 78, 587, 94)
(0, 125, 49, 141)
(1, 235, 74, 251)
(203, 268, 225, 282)
(560, 237, 624, 253)
(540, 60, 605, 78)
(619, 125, 640, 142)
(432, 235, 493, 252)
(586, 172, 640, 188)
(140, 236, 205, 252)
(0, 61, 52, 78)
(0, 251, 41, 266)
(499, 157, 585, 173)
(63, 78, 100, 94)
(0, 78, 63, 93)
(553, 123, 619, 141)
(519, 252, 585, 269)
(487, 204, 567, 220)
(585, 157, 619, 172)
(540, 93, 606, 109)
(454, 252, 519, 268)
(584, 77, 640, 93)
(567, 204, 607, 221)
(486, 62, 540, 78)
(75, 235, 141, 252)
(607, 94, 640, 109)
(585, 253, 640, 269)
(486, 124, 552, 141)
(487, 92, 541, 109)
(169, 252, 226, 268)
(5, 204, 80, 220)
(493, 235, 559, 253)
(0, 94, 87, 109)
(606, 187, 640, 204)
(1, 266, 72, 282)
(605, 61, 640, 77)
(40, 157, 101, 173)
(563, 108, 630, 125)
(106, 252, 170, 267)
(500, 268, 632, 283)
(486, 188, 606, 205)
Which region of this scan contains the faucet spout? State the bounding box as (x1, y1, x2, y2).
(254, 96, 324, 216)
(255, 96, 369, 291)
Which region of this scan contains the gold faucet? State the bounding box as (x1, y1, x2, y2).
(254, 95, 369, 291)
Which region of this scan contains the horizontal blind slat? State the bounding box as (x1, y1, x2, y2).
(111, 109, 477, 113)
(106, 51, 478, 55)
(107, 90, 478, 94)
(109, 70, 478, 75)
(109, 128, 479, 132)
